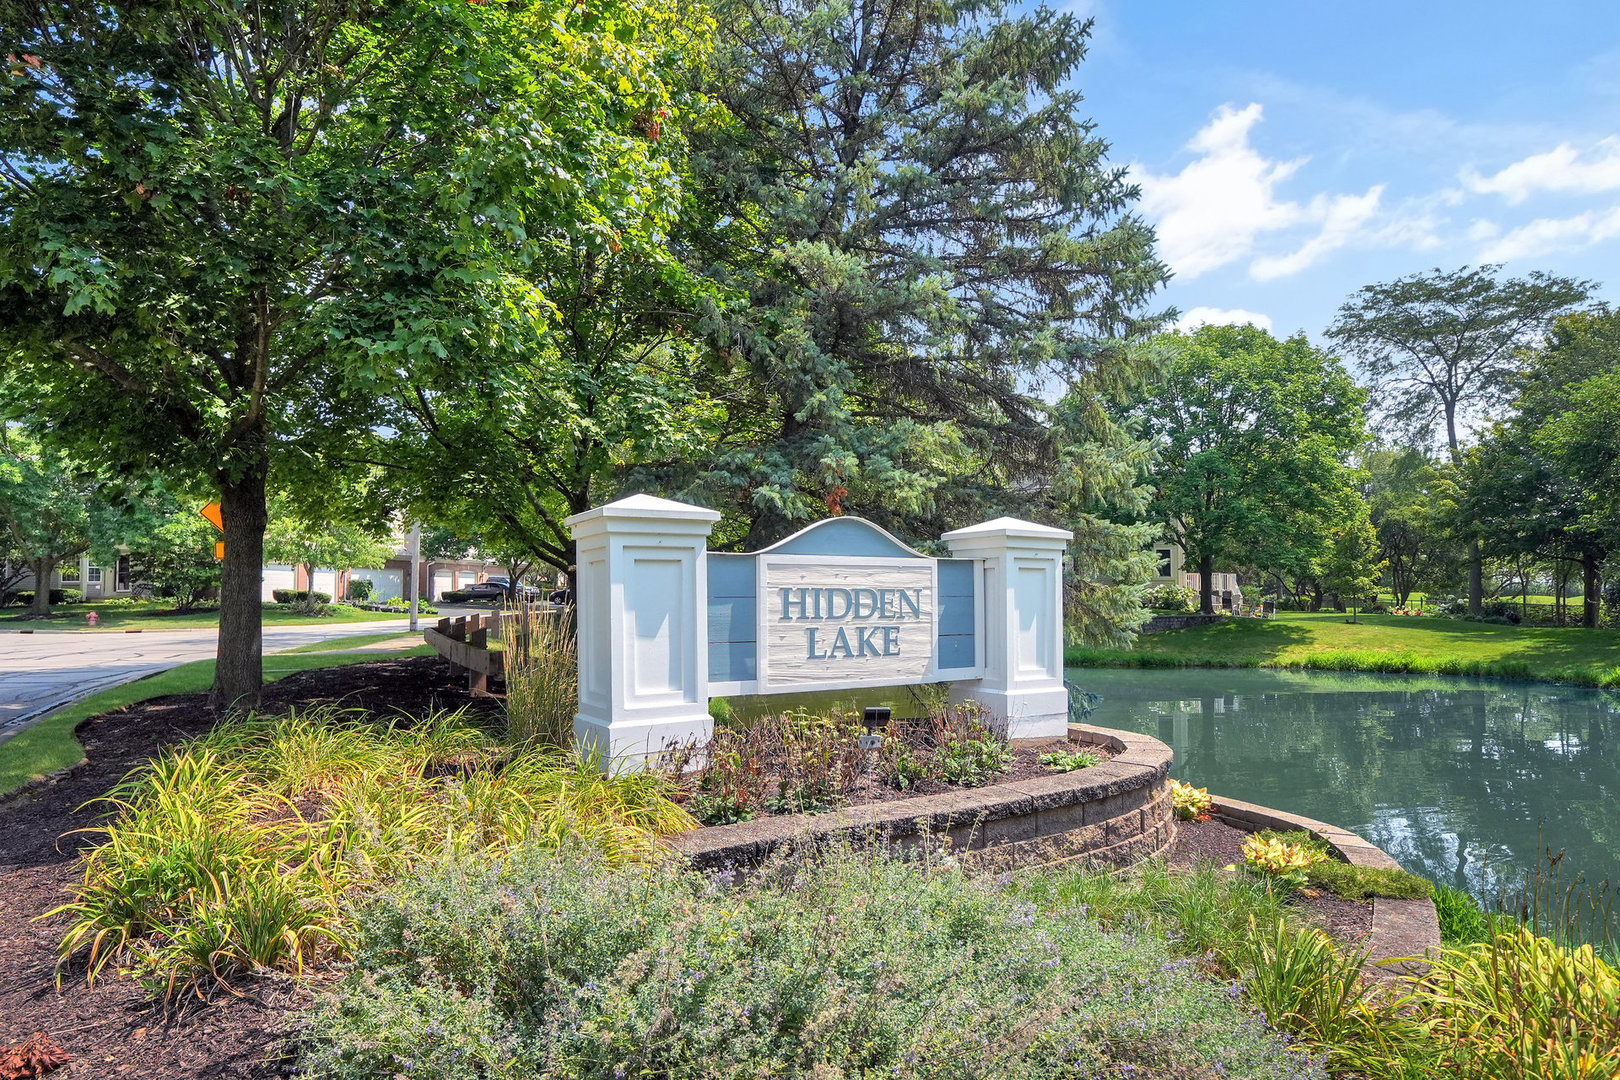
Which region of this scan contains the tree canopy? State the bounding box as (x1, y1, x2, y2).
(0, 0, 700, 703)
(1130, 324, 1368, 614)
(683, 0, 1167, 549)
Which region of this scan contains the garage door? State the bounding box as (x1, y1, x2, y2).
(310, 570, 338, 600)
(350, 568, 404, 602)
(262, 565, 295, 603)
(433, 571, 453, 601)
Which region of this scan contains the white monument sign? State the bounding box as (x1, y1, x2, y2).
(759, 557, 935, 692)
(564, 496, 1073, 769)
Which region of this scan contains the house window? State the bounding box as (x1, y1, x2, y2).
(60, 564, 80, 584)
(116, 555, 131, 592)
(1156, 549, 1173, 578)
(87, 566, 102, 585)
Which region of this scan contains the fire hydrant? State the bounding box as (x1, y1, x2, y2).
(86, 611, 100, 627)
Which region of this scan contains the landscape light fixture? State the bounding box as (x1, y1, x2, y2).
(860, 706, 890, 750)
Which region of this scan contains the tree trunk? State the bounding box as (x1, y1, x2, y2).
(29, 557, 54, 616)
(213, 463, 269, 710)
(1582, 552, 1601, 630)
(1468, 541, 1484, 616)
(1197, 554, 1214, 615)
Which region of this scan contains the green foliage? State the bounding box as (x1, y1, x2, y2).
(344, 579, 374, 603)
(1363, 447, 1463, 605)
(1130, 325, 1369, 614)
(1144, 582, 1199, 613)
(1239, 833, 1328, 891)
(0, 0, 701, 703)
(686, 0, 1167, 649)
(1435, 883, 1494, 946)
(1039, 747, 1101, 772)
(1328, 266, 1593, 458)
(0, 430, 134, 614)
(301, 846, 1317, 1080)
(50, 706, 694, 996)
(1305, 860, 1433, 901)
(1322, 506, 1386, 621)
(1237, 921, 1620, 1080)
(1171, 779, 1214, 821)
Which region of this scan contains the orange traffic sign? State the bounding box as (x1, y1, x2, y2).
(200, 502, 224, 531)
(214, 541, 225, 560)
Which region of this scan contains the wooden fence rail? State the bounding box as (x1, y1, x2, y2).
(424, 611, 518, 694)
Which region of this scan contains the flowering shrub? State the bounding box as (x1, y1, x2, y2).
(1239, 834, 1328, 890)
(301, 845, 1323, 1080)
(1171, 779, 1213, 821)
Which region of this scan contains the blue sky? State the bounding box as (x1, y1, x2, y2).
(1071, 2, 1620, 340)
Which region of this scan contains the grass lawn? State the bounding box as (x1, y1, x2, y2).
(278, 631, 421, 654)
(0, 645, 434, 797)
(0, 599, 409, 631)
(1070, 611, 1620, 687)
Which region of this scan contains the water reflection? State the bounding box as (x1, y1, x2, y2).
(1067, 668, 1620, 898)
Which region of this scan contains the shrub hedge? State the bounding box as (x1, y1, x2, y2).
(272, 589, 332, 605)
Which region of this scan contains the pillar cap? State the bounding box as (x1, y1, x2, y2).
(941, 516, 1073, 543)
(564, 494, 722, 530)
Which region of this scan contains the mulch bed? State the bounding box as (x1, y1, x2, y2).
(0, 656, 494, 1080)
(1168, 817, 1374, 946)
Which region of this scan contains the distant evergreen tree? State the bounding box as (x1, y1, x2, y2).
(681, 0, 1167, 567)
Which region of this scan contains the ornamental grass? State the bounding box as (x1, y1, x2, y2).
(51, 704, 694, 998)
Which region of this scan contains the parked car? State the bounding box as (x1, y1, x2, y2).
(461, 580, 510, 602)
(461, 578, 542, 602)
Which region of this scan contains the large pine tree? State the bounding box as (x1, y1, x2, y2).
(680, 0, 1168, 569)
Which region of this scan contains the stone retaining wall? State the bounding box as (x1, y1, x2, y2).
(1141, 613, 1227, 633)
(669, 724, 1175, 874)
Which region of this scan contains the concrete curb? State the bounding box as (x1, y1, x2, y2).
(1210, 793, 1441, 974)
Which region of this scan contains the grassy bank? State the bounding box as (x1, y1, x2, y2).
(1, 600, 410, 631)
(1071, 612, 1620, 687)
(0, 645, 433, 797)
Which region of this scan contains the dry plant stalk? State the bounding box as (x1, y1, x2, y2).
(504, 604, 578, 749)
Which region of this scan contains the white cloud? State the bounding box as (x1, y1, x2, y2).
(1135, 103, 1387, 281)
(1175, 306, 1274, 333)
(1476, 204, 1620, 262)
(1252, 187, 1384, 280)
(1462, 137, 1620, 204)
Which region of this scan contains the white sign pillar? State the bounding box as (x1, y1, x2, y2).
(564, 495, 720, 769)
(941, 517, 1073, 741)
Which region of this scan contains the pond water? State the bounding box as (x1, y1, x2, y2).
(1066, 667, 1620, 898)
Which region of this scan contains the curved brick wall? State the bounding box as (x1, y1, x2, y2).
(668, 724, 1175, 873)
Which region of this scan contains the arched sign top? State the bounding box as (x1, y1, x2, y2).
(753, 516, 928, 560)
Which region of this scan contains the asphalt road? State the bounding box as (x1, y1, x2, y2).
(0, 618, 424, 738)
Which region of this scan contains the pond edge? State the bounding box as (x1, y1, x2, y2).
(1210, 794, 1441, 974)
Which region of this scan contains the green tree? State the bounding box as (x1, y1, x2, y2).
(683, 0, 1167, 551)
(118, 490, 221, 610)
(1363, 446, 1460, 606)
(1321, 506, 1385, 623)
(0, 430, 127, 615)
(1458, 307, 1620, 627)
(1327, 265, 1592, 614)
(265, 511, 393, 615)
(0, 0, 688, 705)
(1131, 325, 1368, 614)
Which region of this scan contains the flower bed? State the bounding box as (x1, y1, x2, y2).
(670, 723, 1174, 874)
(662, 701, 1114, 825)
